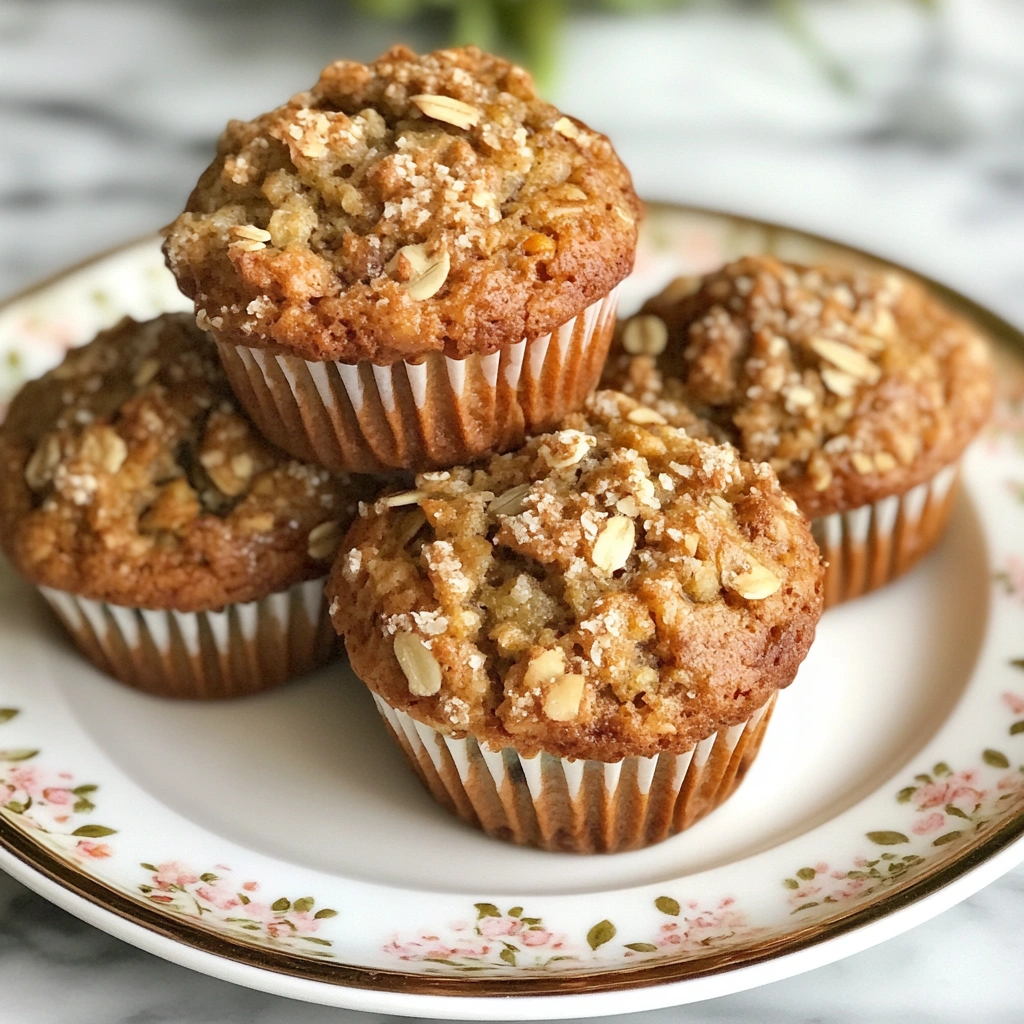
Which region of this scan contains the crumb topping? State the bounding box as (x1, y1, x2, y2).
(164, 45, 640, 364)
(606, 257, 994, 516)
(0, 314, 372, 611)
(329, 390, 823, 760)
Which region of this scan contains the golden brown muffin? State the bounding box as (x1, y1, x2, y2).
(0, 314, 367, 611)
(164, 45, 640, 365)
(327, 390, 822, 851)
(614, 257, 993, 520)
(0, 314, 379, 700)
(604, 258, 994, 606)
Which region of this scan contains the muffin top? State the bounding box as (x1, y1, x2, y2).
(329, 390, 823, 761)
(164, 45, 640, 365)
(607, 257, 994, 518)
(0, 314, 370, 612)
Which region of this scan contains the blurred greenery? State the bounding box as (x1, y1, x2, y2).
(354, 0, 940, 89)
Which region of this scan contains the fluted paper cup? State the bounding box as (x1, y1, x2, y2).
(371, 692, 776, 854)
(813, 461, 960, 608)
(40, 577, 338, 699)
(215, 289, 619, 474)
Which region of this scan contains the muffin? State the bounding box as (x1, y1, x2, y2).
(605, 257, 994, 607)
(163, 45, 639, 475)
(0, 313, 371, 698)
(328, 390, 824, 853)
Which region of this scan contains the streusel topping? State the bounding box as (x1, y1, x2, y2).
(164, 45, 640, 364)
(607, 257, 994, 517)
(329, 390, 822, 760)
(0, 314, 371, 611)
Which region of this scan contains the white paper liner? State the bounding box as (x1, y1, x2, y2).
(216, 288, 620, 473)
(371, 692, 777, 854)
(40, 577, 338, 699)
(812, 461, 960, 608)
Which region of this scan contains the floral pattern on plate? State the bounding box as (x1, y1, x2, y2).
(0, 709, 116, 862)
(138, 862, 339, 957)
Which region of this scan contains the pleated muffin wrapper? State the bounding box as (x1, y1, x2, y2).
(813, 461, 961, 609)
(39, 576, 339, 699)
(216, 288, 620, 474)
(371, 692, 777, 854)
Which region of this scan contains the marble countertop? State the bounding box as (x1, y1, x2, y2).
(2, 0, 1023, 1020)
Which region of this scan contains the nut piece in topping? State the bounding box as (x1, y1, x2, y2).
(626, 407, 666, 425)
(543, 674, 585, 722)
(539, 429, 593, 469)
(725, 559, 781, 600)
(809, 338, 881, 384)
(621, 315, 668, 356)
(820, 367, 857, 398)
(307, 520, 342, 560)
(230, 225, 272, 243)
(387, 244, 451, 301)
(381, 489, 427, 509)
(552, 116, 580, 140)
(489, 483, 532, 517)
(591, 515, 635, 573)
(394, 632, 442, 696)
(410, 93, 481, 129)
(523, 648, 567, 689)
(24, 435, 62, 491)
(203, 451, 254, 497)
(851, 452, 875, 475)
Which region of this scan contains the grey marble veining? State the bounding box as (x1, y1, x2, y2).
(2, 0, 1024, 1021)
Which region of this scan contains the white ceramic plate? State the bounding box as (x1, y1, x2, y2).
(1, 205, 1023, 1020)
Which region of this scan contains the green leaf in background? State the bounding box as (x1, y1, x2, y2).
(0, 709, 19, 724)
(352, 0, 939, 89)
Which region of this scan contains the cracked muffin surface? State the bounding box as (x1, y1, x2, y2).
(605, 257, 994, 518)
(0, 314, 372, 611)
(164, 45, 640, 364)
(329, 390, 823, 761)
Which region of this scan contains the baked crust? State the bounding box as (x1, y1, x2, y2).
(0, 314, 372, 612)
(609, 257, 994, 518)
(163, 45, 640, 365)
(329, 390, 823, 761)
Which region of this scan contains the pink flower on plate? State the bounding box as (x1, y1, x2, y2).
(74, 840, 113, 859)
(42, 787, 72, 805)
(1000, 555, 1024, 600)
(194, 885, 241, 912)
(5, 766, 42, 797)
(478, 916, 521, 939)
(241, 880, 259, 893)
(151, 862, 200, 890)
(1003, 692, 1024, 716)
(912, 812, 947, 836)
(913, 770, 984, 814)
(519, 929, 553, 947)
